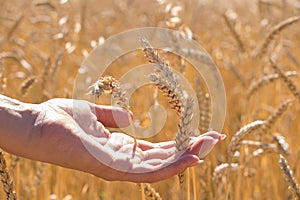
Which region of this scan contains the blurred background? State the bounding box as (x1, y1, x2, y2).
(1, 0, 300, 199)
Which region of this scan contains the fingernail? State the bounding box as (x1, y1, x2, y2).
(190, 160, 204, 167)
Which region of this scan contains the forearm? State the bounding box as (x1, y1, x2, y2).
(0, 94, 40, 156)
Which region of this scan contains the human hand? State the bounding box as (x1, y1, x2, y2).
(2, 97, 225, 183)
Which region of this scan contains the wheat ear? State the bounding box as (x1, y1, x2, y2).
(227, 120, 266, 161)
(261, 99, 293, 133)
(279, 155, 300, 199)
(0, 151, 17, 200)
(143, 183, 162, 200)
(247, 71, 298, 98)
(253, 15, 300, 57)
(140, 37, 194, 149)
(273, 133, 290, 156)
(141, 37, 194, 186)
(222, 12, 245, 52)
(89, 76, 137, 157)
(270, 58, 300, 101)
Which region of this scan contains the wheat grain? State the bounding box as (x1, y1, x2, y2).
(279, 155, 300, 199)
(0, 151, 17, 200)
(253, 15, 300, 57)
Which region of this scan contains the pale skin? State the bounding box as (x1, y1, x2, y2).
(0, 94, 225, 183)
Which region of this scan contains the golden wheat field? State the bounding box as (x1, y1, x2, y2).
(1, 0, 300, 199)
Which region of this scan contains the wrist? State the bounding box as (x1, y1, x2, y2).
(0, 95, 41, 155)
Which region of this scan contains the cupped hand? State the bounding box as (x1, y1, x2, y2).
(30, 98, 225, 183)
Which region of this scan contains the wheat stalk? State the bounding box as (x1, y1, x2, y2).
(253, 15, 300, 57)
(247, 71, 298, 98)
(0, 151, 17, 200)
(279, 155, 300, 199)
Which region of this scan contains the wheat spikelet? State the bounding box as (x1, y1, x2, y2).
(20, 76, 37, 96)
(148, 73, 182, 115)
(279, 155, 300, 199)
(227, 120, 266, 161)
(247, 71, 298, 97)
(143, 183, 162, 200)
(222, 11, 245, 52)
(254, 15, 300, 57)
(0, 151, 17, 200)
(262, 99, 293, 133)
(270, 58, 300, 101)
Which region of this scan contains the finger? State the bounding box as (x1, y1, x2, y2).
(91, 104, 133, 128)
(187, 134, 223, 159)
(137, 140, 155, 150)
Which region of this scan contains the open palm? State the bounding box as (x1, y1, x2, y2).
(33, 98, 225, 183)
